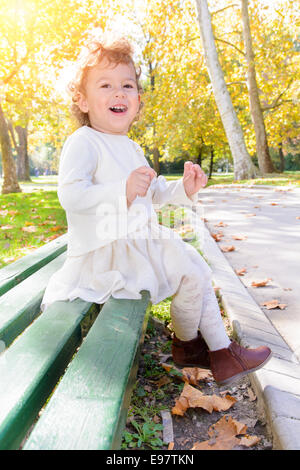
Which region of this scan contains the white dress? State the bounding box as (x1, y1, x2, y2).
(41, 126, 211, 311)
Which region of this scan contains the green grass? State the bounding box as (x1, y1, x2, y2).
(0, 189, 67, 268)
(165, 171, 300, 187)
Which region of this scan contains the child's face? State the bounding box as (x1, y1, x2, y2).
(78, 59, 141, 135)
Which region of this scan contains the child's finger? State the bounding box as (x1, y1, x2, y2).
(136, 166, 157, 180)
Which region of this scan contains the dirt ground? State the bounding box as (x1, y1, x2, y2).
(124, 315, 273, 451)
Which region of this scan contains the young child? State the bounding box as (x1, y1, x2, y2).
(41, 37, 272, 385)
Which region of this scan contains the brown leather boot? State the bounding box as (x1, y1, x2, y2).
(172, 331, 210, 369)
(209, 341, 272, 385)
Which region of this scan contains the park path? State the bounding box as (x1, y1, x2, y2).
(200, 184, 300, 362)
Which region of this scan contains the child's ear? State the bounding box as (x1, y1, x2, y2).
(77, 92, 89, 113)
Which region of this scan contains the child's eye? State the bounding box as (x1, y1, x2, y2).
(100, 84, 110, 88)
(124, 84, 134, 88)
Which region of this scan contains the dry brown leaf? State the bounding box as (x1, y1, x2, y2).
(191, 414, 260, 451)
(168, 442, 174, 450)
(270, 202, 278, 205)
(192, 435, 240, 450)
(22, 225, 37, 232)
(239, 435, 261, 447)
(251, 278, 272, 287)
(232, 234, 247, 240)
(215, 221, 228, 227)
(182, 367, 213, 384)
(172, 384, 236, 416)
(161, 363, 212, 385)
(209, 414, 247, 438)
(261, 299, 287, 310)
(245, 213, 256, 217)
(220, 245, 235, 252)
(152, 376, 172, 388)
(236, 267, 247, 276)
(211, 232, 224, 242)
(296, 216, 300, 219)
(192, 415, 245, 450)
(50, 225, 64, 232)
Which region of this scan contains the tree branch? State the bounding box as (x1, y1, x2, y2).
(214, 36, 245, 56)
(211, 4, 239, 16)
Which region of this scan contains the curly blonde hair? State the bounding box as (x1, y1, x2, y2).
(68, 37, 143, 127)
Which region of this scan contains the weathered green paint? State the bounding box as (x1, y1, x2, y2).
(23, 291, 151, 450)
(0, 234, 67, 297)
(0, 252, 67, 348)
(0, 299, 97, 450)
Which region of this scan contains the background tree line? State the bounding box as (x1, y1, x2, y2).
(0, 0, 299, 193)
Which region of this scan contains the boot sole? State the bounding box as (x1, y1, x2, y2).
(216, 350, 273, 386)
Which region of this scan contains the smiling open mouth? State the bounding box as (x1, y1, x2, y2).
(109, 105, 128, 113)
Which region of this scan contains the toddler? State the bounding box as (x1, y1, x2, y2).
(41, 37, 271, 385)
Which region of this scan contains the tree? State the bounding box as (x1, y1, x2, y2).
(240, 0, 275, 173)
(194, 0, 258, 180)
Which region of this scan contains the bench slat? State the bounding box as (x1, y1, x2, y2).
(0, 234, 67, 296)
(0, 252, 67, 348)
(0, 299, 97, 450)
(23, 290, 151, 450)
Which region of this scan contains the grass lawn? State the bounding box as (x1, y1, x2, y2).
(166, 171, 300, 187)
(0, 189, 67, 268)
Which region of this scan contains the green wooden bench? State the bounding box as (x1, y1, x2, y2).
(0, 234, 151, 450)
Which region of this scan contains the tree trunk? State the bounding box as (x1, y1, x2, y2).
(240, 0, 275, 174)
(278, 142, 285, 172)
(152, 147, 160, 175)
(0, 104, 21, 194)
(209, 146, 214, 178)
(196, 140, 204, 166)
(195, 0, 259, 180)
(15, 125, 31, 181)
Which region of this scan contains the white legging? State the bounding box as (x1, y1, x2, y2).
(170, 268, 231, 351)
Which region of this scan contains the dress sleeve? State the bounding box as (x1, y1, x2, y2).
(150, 175, 199, 208)
(57, 133, 128, 214)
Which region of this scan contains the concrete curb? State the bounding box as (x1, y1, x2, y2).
(200, 224, 300, 450)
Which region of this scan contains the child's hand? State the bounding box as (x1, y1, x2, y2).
(126, 166, 157, 207)
(183, 161, 208, 198)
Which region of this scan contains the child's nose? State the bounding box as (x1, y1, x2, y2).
(114, 87, 126, 98)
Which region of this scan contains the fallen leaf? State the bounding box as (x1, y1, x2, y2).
(182, 367, 213, 384)
(270, 202, 278, 205)
(191, 414, 260, 451)
(215, 221, 228, 227)
(261, 299, 287, 310)
(211, 232, 224, 242)
(245, 213, 256, 217)
(172, 384, 236, 416)
(239, 435, 261, 447)
(161, 363, 212, 384)
(236, 267, 247, 276)
(220, 245, 235, 252)
(22, 225, 37, 232)
(251, 278, 272, 287)
(152, 376, 172, 388)
(168, 442, 174, 450)
(232, 234, 247, 240)
(296, 216, 300, 220)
